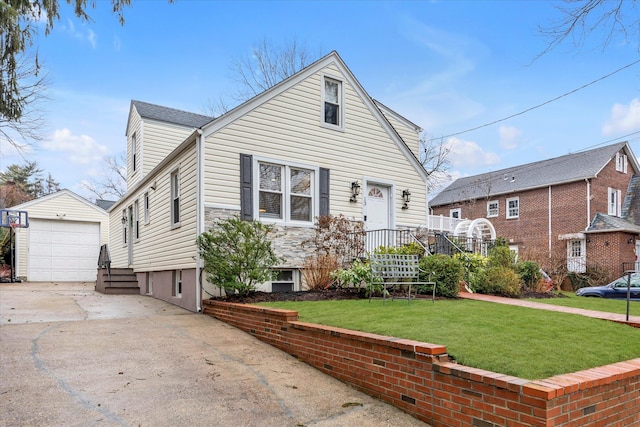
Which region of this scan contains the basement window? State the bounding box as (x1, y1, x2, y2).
(271, 270, 297, 292)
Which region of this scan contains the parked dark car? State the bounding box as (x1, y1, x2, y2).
(576, 273, 640, 299)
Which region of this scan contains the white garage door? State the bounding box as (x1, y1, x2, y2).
(28, 219, 100, 281)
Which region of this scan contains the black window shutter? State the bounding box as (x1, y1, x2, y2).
(319, 167, 330, 216)
(240, 154, 253, 220)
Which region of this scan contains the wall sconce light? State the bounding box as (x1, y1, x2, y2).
(150, 180, 157, 191)
(350, 181, 361, 202)
(628, 238, 635, 244)
(402, 189, 411, 210)
(121, 213, 127, 225)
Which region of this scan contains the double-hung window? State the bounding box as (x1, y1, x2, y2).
(171, 170, 180, 226)
(258, 161, 314, 224)
(131, 133, 137, 173)
(134, 200, 140, 240)
(487, 201, 499, 218)
(616, 152, 628, 173)
(323, 76, 343, 129)
(143, 191, 150, 225)
(608, 187, 622, 216)
(506, 197, 519, 219)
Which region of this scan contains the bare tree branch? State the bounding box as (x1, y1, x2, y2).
(420, 135, 452, 192)
(0, 55, 49, 153)
(536, 0, 639, 60)
(81, 153, 126, 201)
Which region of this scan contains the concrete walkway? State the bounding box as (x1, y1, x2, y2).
(0, 282, 428, 427)
(459, 291, 640, 327)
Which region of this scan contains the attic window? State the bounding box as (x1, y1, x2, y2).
(616, 152, 628, 173)
(322, 76, 343, 130)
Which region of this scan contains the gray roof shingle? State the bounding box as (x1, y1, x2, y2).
(587, 213, 640, 233)
(132, 100, 214, 128)
(430, 142, 629, 206)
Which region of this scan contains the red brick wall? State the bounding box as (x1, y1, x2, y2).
(203, 300, 640, 427)
(587, 232, 638, 279)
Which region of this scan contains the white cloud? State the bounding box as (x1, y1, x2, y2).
(60, 19, 98, 48)
(498, 125, 522, 150)
(42, 128, 108, 165)
(602, 98, 640, 136)
(445, 137, 500, 168)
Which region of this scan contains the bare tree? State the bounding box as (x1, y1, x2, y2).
(537, 0, 640, 58)
(82, 154, 127, 201)
(204, 38, 321, 116)
(420, 135, 452, 193)
(0, 55, 49, 153)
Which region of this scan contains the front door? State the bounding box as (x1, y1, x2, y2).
(567, 239, 586, 273)
(364, 184, 391, 251)
(635, 240, 640, 272)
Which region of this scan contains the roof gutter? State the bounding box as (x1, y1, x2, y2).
(195, 129, 204, 313)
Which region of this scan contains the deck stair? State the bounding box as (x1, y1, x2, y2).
(95, 267, 140, 295)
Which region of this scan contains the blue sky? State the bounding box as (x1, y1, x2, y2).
(2, 0, 639, 201)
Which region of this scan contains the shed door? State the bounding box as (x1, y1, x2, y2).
(28, 219, 100, 281)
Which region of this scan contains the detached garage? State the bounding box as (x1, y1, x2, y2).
(10, 190, 109, 282)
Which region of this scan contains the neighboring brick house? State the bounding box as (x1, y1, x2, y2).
(429, 142, 640, 282)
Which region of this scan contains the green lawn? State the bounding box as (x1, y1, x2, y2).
(258, 298, 640, 380)
(523, 292, 640, 316)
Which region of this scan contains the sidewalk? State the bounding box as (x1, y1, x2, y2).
(458, 291, 640, 328)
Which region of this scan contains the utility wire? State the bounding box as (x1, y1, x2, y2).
(430, 58, 640, 142)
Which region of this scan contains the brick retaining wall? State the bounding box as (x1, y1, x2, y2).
(202, 300, 640, 426)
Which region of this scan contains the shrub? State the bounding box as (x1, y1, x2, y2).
(331, 259, 380, 295)
(518, 260, 542, 291)
(419, 254, 463, 298)
(302, 253, 340, 290)
(474, 266, 522, 297)
(197, 215, 282, 296)
(487, 245, 516, 269)
(302, 214, 365, 267)
(373, 242, 425, 256)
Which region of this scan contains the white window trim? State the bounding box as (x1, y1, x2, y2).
(143, 191, 150, 225)
(616, 152, 628, 173)
(131, 132, 137, 173)
(121, 209, 128, 247)
(174, 270, 182, 297)
(170, 168, 180, 228)
(608, 187, 622, 216)
(487, 201, 499, 218)
(134, 200, 140, 242)
(320, 73, 345, 131)
(252, 155, 319, 227)
(450, 208, 461, 219)
(506, 197, 519, 219)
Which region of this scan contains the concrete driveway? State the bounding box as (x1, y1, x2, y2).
(0, 282, 428, 427)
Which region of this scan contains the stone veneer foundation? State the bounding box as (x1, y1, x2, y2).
(202, 300, 640, 427)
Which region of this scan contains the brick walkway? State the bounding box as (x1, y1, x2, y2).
(458, 291, 640, 328)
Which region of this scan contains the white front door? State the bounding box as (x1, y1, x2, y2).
(635, 240, 640, 272)
(127, 205, 134, 266)
(364, 184, 391, 251)
(567, 239, 586, 273)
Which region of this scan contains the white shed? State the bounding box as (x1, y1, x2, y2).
(9, 190, 110, 282)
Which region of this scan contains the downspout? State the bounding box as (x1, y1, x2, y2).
(548, 186, 552, 254)
(195, 129, 204, 313)
(585, 178, 591, 229)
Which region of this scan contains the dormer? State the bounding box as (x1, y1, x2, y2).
(124, 100, 213, 189)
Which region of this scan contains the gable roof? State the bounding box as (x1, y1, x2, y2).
(95, 199, 116, 210)
(200, 50, 429, 182)
(9, 189, 108, 216)
(430, 141, 636, 206)
(126, 100, 214, 135)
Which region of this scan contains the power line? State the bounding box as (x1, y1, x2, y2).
(430, 58, 640, 142)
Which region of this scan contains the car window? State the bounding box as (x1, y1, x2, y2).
(613, 281, 640, 288)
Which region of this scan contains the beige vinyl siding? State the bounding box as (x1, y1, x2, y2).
(141, 120, 195, 177)
(10, 191, 108, 278)
(204, 64, 427, 227)
(127, 109, 142, 188)
(15, 228, 27, 277)
(14, 192, 108, 244)
(378, 111, 421, 159)
(109, 143, 198, 271)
